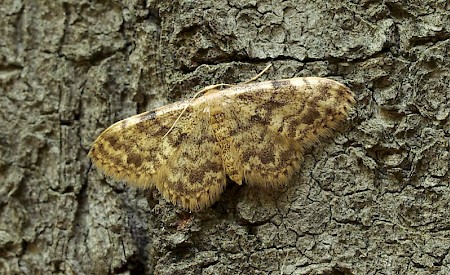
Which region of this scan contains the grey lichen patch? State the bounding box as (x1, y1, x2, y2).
(2, 0, 450, 274)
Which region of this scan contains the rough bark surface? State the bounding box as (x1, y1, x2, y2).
(1, 0, 449, 274)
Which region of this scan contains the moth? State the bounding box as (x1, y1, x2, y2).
(89, 74, 355, 211)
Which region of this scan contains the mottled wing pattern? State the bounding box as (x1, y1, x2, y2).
(88, 101, 188, 188)
(89, 76, 355, 212)
(213, 77, 355, 187)
(210, 103, 302, 186)
(263, 78, 356, 143)
(89, 101, 227, 211)
(154, 105, 226, 211)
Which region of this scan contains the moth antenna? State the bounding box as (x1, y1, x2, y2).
(162, 83, 232, 139)
(280, 250, 289, 275)
(163, 64, 272, 139)
(242, 63, 272, 84)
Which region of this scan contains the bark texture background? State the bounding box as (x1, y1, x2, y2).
(1, 0, 450, 274)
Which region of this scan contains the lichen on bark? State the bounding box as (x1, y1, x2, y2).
(1, 0, 449, 274)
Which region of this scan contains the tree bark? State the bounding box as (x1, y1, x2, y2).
(1, 0, 449, 274)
